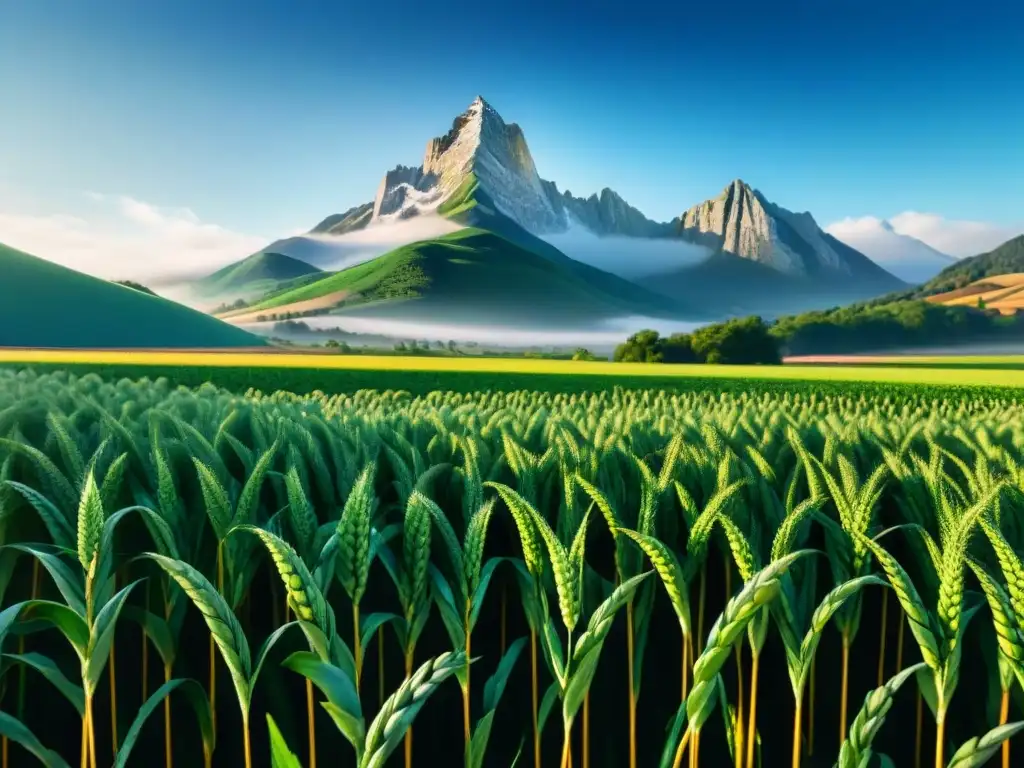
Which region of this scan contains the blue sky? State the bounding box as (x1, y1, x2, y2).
(1, 0, 1022, 273)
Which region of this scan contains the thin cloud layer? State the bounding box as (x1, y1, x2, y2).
(541, 222, 711, 278)
(0, 193, 268, 282)
(824, 215, 958, 283)
(886, 212, 1022, 258)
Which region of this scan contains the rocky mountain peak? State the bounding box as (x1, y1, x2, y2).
(679, 180, 853, 276)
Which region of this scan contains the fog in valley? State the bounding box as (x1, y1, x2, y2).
(540, 223, 711, 278)
(240, 313, 706, 354)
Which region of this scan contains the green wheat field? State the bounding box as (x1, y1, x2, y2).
(0, 363, 1021, 768)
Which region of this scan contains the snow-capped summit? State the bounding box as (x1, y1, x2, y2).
(365, 96, 564, 231)
(365, 96, 670, 237)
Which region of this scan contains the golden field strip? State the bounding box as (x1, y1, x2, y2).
(0, 348, 1022, 387)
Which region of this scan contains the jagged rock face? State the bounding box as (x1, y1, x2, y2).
(421, 96, 565, 231)
(373, 165, 429, 219)
(362, 96, 668, 239)
(310, 203, 373, 235)
(678, 180, 852, 276)
(546, 185, 673, 238)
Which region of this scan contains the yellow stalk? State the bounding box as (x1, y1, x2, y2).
(745, 652, 759, 768)
(670, 727, 691, 768)
(86, 692, 97, 768)
(243, 712, 252, 768)
(733, 644, 744, 768)
(81, 706, 89, 768)
(164, 664, 173, 768)
(791, 697, 803, 768)
(1000, 688, 1010, 768)
(935, 713, 945, 768)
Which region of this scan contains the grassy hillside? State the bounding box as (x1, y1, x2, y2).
(861, 234, 1024, 306)
(926, 273, 1024, 314)
(442, 178, 685, 316)
(0, 242, 264, 348)
(199, 251, 322, 299)
(239, 228, 678, 325)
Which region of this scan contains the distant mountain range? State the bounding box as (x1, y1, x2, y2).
(824, 217, 959, 283)
(198, 96, 1003, 325)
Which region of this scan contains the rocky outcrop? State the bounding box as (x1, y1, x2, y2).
(420, 96, 565, 231)
(373, 165, 430, 219)
(678, 179, 854, 276)
(310, 203, 373, 235)
(546, 186, 673, 238)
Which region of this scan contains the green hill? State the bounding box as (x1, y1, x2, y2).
(0, 242, 265, 348)
(440, 175, 684, 316)
(241, 228, 680, 325)
(198, 251, 322, 300)
(910, 235, 1024, 296)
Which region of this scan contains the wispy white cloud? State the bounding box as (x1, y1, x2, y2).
(0, 192, 268, 283)
(885, 212, 1021, 258)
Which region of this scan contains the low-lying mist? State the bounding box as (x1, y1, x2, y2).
(264, 215, 465, 270)
(240, 314, 706, 353)
(540, 224, 711, 279)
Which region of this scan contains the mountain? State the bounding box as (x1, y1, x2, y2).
(197, 251, 323, 301)
(225, 96, 902, 321)
(674, 180, 903, 284)
(0, 242, 264, 348)
(311, 203, 374, 235)
(824, 216, 959, 283)
(217, 229, 679, 327)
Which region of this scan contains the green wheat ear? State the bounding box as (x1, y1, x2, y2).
(76, 471, 104, 574)
(360, 650, 466, 768)
(338, 462, 376, 604)
(838, 662, 926, 767)
(687, 550, 813, 731)
(145, 552, 253, 705)
(485, 481, 543, 576)
(946, 722, 1024, 767)
(617, 527, 690, 633)
(233, 524, 333, 631)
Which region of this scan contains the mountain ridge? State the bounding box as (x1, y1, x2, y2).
(219, 95, 905, 319)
